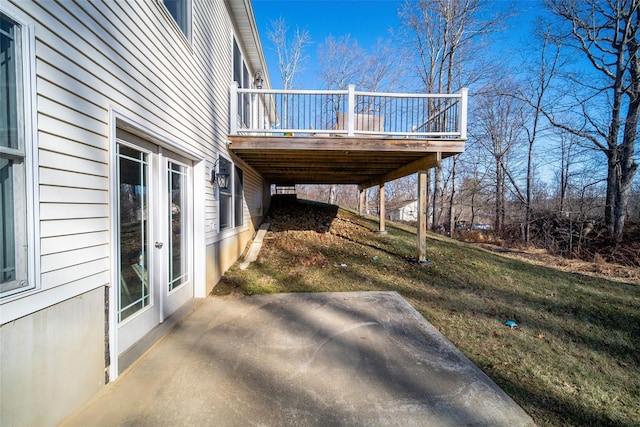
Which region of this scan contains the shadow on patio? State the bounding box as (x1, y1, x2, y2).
(62, 292, 533, 427)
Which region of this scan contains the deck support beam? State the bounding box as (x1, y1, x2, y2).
(376, 183, 387, 234)
(358, 153, 442, 192)
(417, 170, 428, 261)
(431, 151, 442, 230)
(359, 188, 366, 216)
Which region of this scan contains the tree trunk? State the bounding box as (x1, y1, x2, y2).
(614, 80, 640, 241)
(365, 188, 369, 215)
(525, 139, 533, 244)
(470, 189, 477, 226)
(328, 184, 337, 205)
(495, 163, 504, 233)
(559, 136, 571, 213)
(614, 180, 630, 243)
(605, 152, 619, 238)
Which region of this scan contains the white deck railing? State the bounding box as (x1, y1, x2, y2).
(230, 84, 468, 140)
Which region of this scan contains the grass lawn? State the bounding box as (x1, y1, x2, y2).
(213, 199, 640, 426)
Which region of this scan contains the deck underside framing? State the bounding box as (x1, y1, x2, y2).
(228, 135, 465, 188)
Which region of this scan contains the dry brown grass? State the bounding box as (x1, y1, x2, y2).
(475, 243, 640, 285)
(215, 199, 640, 426)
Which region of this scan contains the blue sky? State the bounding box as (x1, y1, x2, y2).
(252, 0, 542, 89)
(252, 0, 403, 88)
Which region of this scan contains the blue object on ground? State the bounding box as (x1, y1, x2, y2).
(504, 320, 518, 328)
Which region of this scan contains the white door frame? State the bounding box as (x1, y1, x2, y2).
(109, 110, 206, 381)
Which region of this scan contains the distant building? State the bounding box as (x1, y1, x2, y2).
(388, 199, 419, 222)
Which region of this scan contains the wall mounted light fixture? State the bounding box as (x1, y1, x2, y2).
(211, 158, 230, 190)
(254, 71, 263, 89)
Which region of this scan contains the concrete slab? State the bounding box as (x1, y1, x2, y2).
(240, 222, 271, 270)
(63, 292, 535, 427)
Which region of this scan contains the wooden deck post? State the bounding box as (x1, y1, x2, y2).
(377, 182, 387, 234)
(359, 188, 365, 216)
(347, 84, 355, 136)
(418, 170, 428, 261)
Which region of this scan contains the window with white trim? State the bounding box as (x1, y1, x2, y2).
(1, 9, 34, 296)
(234, 166, 243, 227)
(233, 38, 250, 126)
(218, 157, 244, 231)
(163, 0, 191, 38)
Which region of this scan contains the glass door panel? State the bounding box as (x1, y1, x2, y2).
(117, 145, 150, 322)
(168, 161, 188, 292)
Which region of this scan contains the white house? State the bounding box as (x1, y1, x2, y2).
(0, 1, 271, 425)
(388, 199, 419, 222)
(1, 1, 468, 424)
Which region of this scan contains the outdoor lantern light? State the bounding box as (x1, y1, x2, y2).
(211, 159, 230, 190)
(215, 170, 230, 189)
(254, 71, 263, 89)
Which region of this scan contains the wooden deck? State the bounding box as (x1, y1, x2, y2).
(228, 135, 465, 188)
(228, 86, 468, 261)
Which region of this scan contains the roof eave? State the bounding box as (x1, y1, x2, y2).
(225, 0, 273, 89)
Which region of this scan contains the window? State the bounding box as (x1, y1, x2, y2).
(163, 0, 191, 38)
(233, 39, 242, 86)
(218, 157, 232, 230)
(218, 158, 244, 231)
(1, 10, 33, 296)
(234, 166, 243, 227)
(233, 39, 250, 125)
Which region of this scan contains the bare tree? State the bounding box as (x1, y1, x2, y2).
(316, 35, 365, 204)
(474, 85, 527, 233)
(266, 17, 311, 90)
(457, 140, 488, 226)
(317, 35, 404, 204)
(545, 0, 639, 242)
(318, 35, 404, 92)
(387, 175, 419, 204)
(517, 29, 563, 243)
(398, 0, 510, 230)
(317, 34, 364, 91)
(556, 130, 578, 214)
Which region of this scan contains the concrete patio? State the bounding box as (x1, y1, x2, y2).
(62, 291, 534, 426)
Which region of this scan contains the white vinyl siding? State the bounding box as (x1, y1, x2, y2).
(0, 0, 265, 323)
(243, 165, 265, 222)
(2, 0, 269, 424)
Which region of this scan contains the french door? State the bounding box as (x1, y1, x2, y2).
(116, 137, 193, 354)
